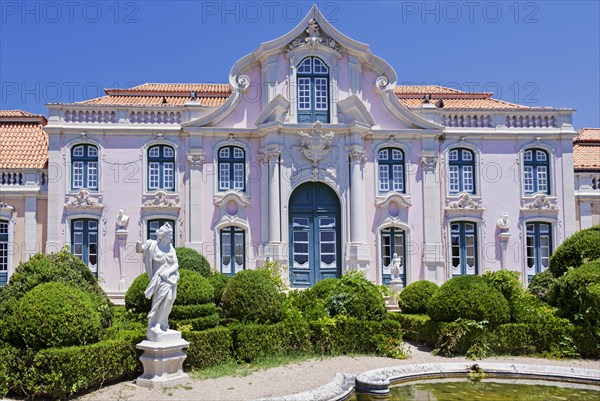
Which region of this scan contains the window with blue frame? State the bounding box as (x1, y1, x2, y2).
(218, 146, 245, 191)
(526, 222, 552, 281)
(523, 149, 550, 194)
(147, 219, 175, 246)
(448, 148, 475, 194)
(381, 227, 405, 285)
(378, 148, 405, 193)
(71, 219, 98, 277)
(71, 144, 98, 190)
(220, 226, 245, 276)
(148, 145, 175, 191)
(0, 221, 8, 285)
(450, 222, 478, 276)
(297, 57, 329, 123)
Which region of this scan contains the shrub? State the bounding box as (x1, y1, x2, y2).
(309, 272, 387, 321)
(482, 270, 523, 302)
(173, 313, 220, 331)
(0, 249, 112, 328)
(176, 269, 214, 305)
(388, 313, 440, 347)
(398, 280, 438, 314)
(183, 327, 234, 369)
(125, 273, 151, 314)
(6, 340, 139, 399)
(285, 289, 328, 321)
(208, 273, 231, 305)
(549, 225, 600, 277)
(427, 275, 510, 325)
(125, 270, 214, 314)
(175, 247, 212, 277)
(221, 270, 284, 324)
(170, 303, 219, 320)
(257, 260, 289, 292)
(8, 282, 103, 350)
(550, 260, 600, 326)
(527, 269, 557, 302)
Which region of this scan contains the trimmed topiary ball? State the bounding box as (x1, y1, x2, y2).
(549, 225, 600, 278)
(549, 260, 600, 326)
(527, 269, 557, 303)
(9, 282, 103, 349)
(125, 273, 151, 314)
(427, 275, 510, 325)
(208, 273, 231, 305)
(398, 280, 438, 314)
(177, 269, 214, 305)
(0, 249, 113, 328)
(176, 247, 212, 277)
(221, 270, 284, 324)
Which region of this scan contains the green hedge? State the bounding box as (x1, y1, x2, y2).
(208, 273, 231, 306)
(398, 280, 438, 314)
(387, 313, 440, 347)
(527, 269, 556, 303)
(183, 327, 234, 369)
(549, 225, 600, 277)
(176, 247, 212, 277)
(5, 340, 139, 399)
(170, 303, 219, 320)
(173, 313, 220, 331)
(550, 260, 600, 326)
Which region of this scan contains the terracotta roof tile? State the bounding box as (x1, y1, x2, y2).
(574, 144, 600, 171)
(66, 82, 566, 111)
(575, 128, 600, 143)
(0, 111, 48, 169)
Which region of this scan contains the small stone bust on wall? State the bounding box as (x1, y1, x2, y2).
(136, 223, 179, 338)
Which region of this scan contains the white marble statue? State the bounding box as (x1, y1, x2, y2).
(136, 223, 179, 335)
(116, 209, 129, 227)
(391, 253, 402, 279)
(496, 213, 510, 232)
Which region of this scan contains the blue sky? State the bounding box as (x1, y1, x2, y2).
(1, 1, 598, 128)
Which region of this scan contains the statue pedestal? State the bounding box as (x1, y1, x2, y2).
(390, 278, 404, 293)
(136, 331, 190, 389)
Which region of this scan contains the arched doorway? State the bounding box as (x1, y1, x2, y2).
(289, 182, 341, 287)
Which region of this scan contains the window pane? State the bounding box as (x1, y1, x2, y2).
(233, 163, 244, 190)
(526, 234, 535, 269)
(524, 150, 533, 161)
(73, 146, 84, 157)
(292, 218, 309, 228)
(219, 148, 229, 159)
(392, 164, 404, 192)
(462, 165, 474, 193)
(163, 147, 174, 158)
(451, 234, 461, 270)
(219, 163, 230, 190)
(378, 149, 388, 160)
(87, 161, 98, 189)
(164, 162, 174, 190)
(537, 166, 548, 193)
(298, 78, 311, 110)
(449, 150, 458, 161)
(149, 162, 160, 189)
(449, 165, 459, 193)
(314, 78, 328, 110)
(74, 220, 84, 230)
(297, 58, 311, 73)
(462, 150, 473, 161)
(392, 149, 403, 160)
(536, 150, 547, 161)
(379, 165, 389, 192)
(313, 58, 328, 73)
(320, 218, 335, 228)
(149, 147, 160, 158)
(233, 147, 244, 159)
(234, 233, 244, 270)
(524, 166, 534, 193)
(73, 161, 84, 188)
(87, 146, 98, 157)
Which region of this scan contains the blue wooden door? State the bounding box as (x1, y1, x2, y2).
(289, 183, 340, 287)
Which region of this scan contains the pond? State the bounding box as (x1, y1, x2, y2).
(353, 378, 600, 401)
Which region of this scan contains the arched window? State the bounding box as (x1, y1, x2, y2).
(71, 144, 98, 190)
(220, 226, 245, 276)
(0, 220, 8, 285)
(448, 148, 475, 194)
(297, 57, 329, 123)
(523, 149, 550, 194)
(526, 222, 552, 282)
(218, 146, 245, 191)
(148, 145, 175, 191)
(378, 148, 405, 193)
(450, 221, 478, 276)
(71, 219, 98, 277)
(148, 219, 175, 246)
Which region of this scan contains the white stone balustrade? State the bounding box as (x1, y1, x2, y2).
(64, 110, 117, 123)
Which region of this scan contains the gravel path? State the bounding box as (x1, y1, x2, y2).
(77, 343, 600, 401)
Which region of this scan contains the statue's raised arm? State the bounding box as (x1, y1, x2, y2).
(136, 223, 179, 338)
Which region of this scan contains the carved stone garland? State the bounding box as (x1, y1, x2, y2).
(447, 193, 483, 210)
(143, 191, 180, 208)
(287, 18, 340, 54)
(298, 121, 334, 180)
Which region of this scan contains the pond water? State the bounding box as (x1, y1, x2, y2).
(353, 378, 600, 401)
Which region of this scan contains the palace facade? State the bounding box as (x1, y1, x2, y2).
(3, 7, 584, 299)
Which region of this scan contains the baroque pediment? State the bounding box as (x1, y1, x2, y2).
(286, 18, 341, 56)
(65, 189, 103, 210)
(445, 193, 484, 213)
(521, 194, 559, 213)
(142, 191, 180, 210)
